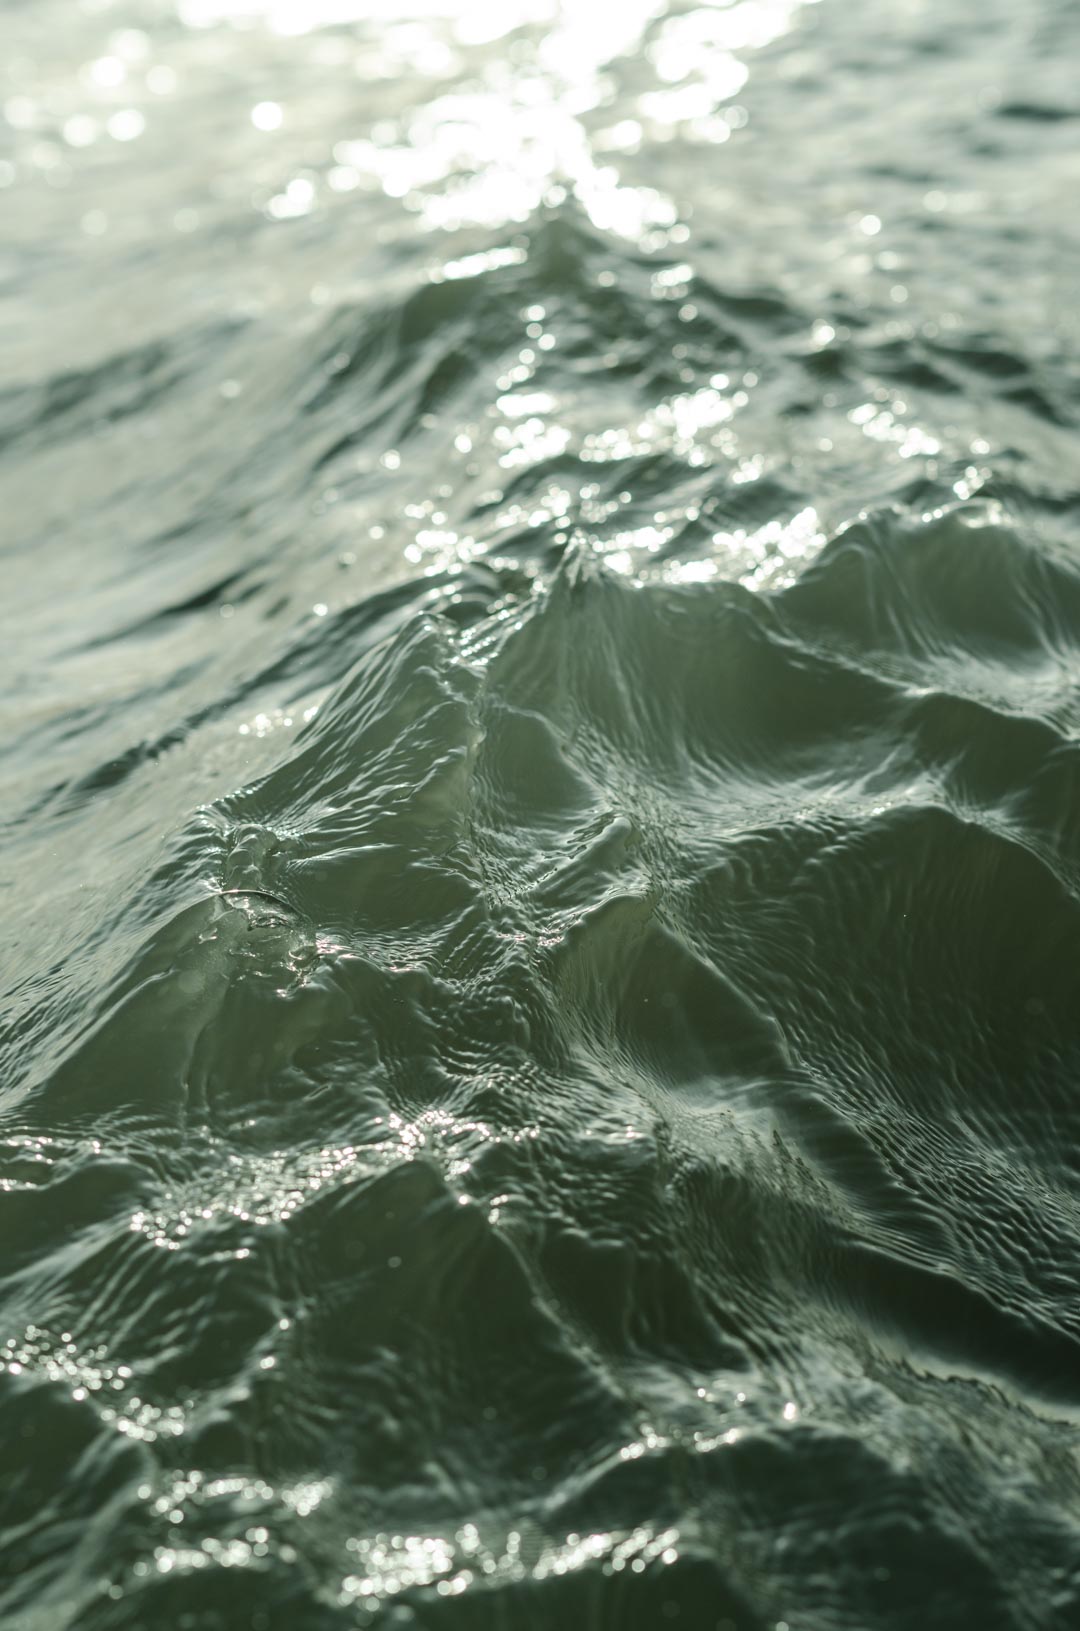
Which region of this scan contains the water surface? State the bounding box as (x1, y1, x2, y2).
(4, 1, 1080, 1626)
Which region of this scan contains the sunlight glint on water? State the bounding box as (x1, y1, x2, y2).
(4, 0, 1080, 1626)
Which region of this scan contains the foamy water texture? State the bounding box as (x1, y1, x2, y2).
(4, 0, 1080, 1626)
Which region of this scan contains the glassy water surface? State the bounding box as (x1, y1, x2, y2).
(4, 0, 1080, 1626)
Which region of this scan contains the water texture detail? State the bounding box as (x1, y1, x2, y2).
(3, 1, 1080, 1627)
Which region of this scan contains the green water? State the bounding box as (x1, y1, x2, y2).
(4, 1, 1080, 1626)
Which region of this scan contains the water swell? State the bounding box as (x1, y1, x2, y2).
(5, 4, 1080, 1612)
(8, 492, 1080, 1621)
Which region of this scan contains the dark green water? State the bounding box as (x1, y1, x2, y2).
(4, 1, 1080, 1626)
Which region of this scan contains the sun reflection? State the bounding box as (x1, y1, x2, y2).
(848, 400, 942, 460)
(2, 0, 823, 270)
(167, 0, 686, 238)
(127, 1110, 541, 1249)
(581, 382, 741, 465)
(251, 99, 283, 130)
(266, 174, 315, 219)
(0, 1325, 186, 1443)
(337, 1520, 680, 1604)
(725, 504, 826, 591)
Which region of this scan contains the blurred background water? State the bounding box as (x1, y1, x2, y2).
(4, 1, 1080, 1627)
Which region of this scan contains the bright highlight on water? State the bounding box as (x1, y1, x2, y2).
(3, 0, 1080, 1627)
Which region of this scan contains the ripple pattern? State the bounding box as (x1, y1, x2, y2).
(5, 1, 1080, 1627)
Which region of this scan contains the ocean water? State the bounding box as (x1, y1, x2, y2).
(4, 0, 1080, 1626)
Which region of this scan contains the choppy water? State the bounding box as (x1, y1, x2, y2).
(4, 0, 1080, 1625)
